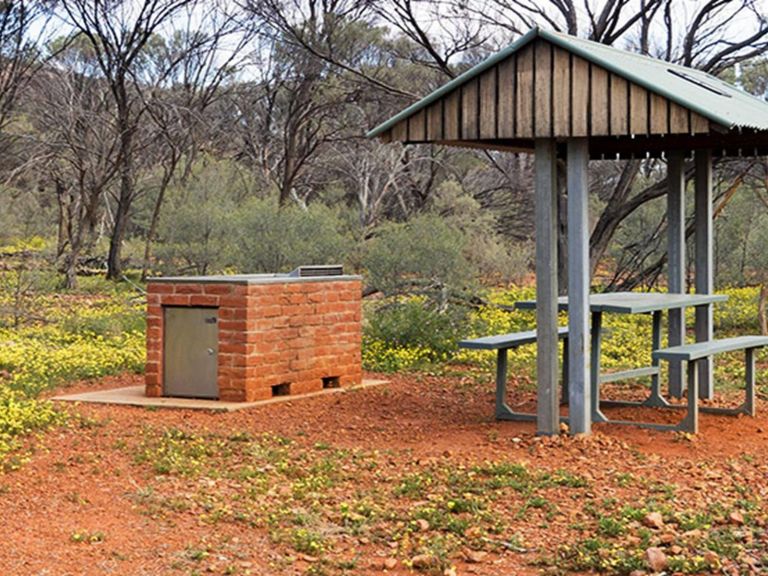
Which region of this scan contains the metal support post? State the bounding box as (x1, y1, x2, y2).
(535, 139, 560, 435)
(667, 151, 686, 397)
(566, 138, 591, 435)
(695, 149, 714, 398)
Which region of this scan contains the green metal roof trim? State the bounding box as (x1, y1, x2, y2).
(367, 27, 768, 138)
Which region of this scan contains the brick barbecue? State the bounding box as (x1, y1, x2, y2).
(145, 269, 362, 402)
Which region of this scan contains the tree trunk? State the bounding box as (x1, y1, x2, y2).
(107, 191, 130, 280)
(588, 161, 642, 276)
(107, 98, 134, 280)
(63, 244, 80, 289)
(279, 131, 297, 207)
(759, 283, 768, 335)
(141, 164, 176, 280)
(55, 179, 68, 261)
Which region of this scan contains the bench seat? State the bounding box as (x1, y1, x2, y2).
(459, 327, 569, 421)
(650, 336, 768, 433)
(652, 336, 768, 362)
(458, 326, 569, 351)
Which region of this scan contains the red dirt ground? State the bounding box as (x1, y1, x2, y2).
(1, 372, 768, 575)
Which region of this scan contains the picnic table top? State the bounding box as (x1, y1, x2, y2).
(515, 291, 728, 314)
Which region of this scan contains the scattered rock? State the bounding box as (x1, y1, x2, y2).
(464, 526, 483, 540)
(660, 532, 676, 545)
(298, 553, 318, 563)
(669, 545, 683, 555)
(729, 511, 745, 526)
(643, 512, 665, 530)
(443, 567, 457, 576)
(645, 547, 668, 572)
(629, 571, 647, 576)
(416, 519, 430, 532)
(704, 551, 720, 567)
(463, 549, 487, 563)
(411, 554, 438, 570)
(383, 557, 397, 570)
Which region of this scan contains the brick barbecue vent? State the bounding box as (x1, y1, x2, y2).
(145, 266, 362, 402)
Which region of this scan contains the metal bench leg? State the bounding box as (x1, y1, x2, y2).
(561, 337, 569, 405)
(680, 361, 699, 433)
(495, 348, 509, 419)
(746, 348, 756, 417)
(668, 308, 686, 398)
(705, 348, 757, 417)
(494, 347, 542, 423)
(590, 311, 608, 423)
(644, 310, 670, 408)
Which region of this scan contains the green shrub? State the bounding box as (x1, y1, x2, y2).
(233, 198, 354, 273)
(366, 300, 465, 357)
(155, 168, 237, 275)
(363, 214, 471, 296)
(363, 299, 469, 371)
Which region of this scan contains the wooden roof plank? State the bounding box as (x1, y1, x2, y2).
(533, 40, 553, 137)
(516, 44, 534, 138)
(590, 65, 609, 136)
(571, 55, 589, 137)
(497, 57, 516, 138)
(479, 67, 497, 139)
(552, 46, 571, 137)
(461, 79, 479, 139)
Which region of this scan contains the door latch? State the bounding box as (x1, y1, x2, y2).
(205, 317, 217, 324)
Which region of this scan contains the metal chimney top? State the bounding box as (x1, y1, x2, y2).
(288, 265, 344, 278)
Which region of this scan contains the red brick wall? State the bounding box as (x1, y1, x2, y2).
(145, 279, 362, 401)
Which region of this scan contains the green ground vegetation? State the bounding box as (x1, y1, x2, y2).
(123, 426, 768, 575)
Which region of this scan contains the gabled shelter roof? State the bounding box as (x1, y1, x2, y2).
(367, 27, 768, 158)
(547, 32, 768, 132)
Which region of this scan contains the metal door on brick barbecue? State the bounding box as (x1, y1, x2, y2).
(163, 307, 219, 398)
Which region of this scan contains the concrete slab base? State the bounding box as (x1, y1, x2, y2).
(51, 379, 390, 412)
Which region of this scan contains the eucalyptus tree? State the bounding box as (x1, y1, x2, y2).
(237, 0, 458, 216)
(57, 0, 207, 280)
(0, 1, 58, 132)
(137, 6, 251, 279)
(235, 2, 372, 207)
(27, 37, 121, 288)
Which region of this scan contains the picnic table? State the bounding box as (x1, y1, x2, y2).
(515, 292, 727, 427)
